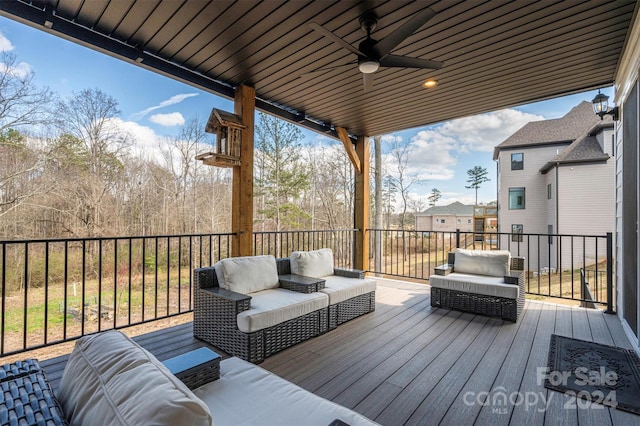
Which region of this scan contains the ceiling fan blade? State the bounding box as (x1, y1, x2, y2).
(372, 7, 436, 58)
(309, 22, 365, 57)
(380, 54, 443, 69)
(363, 73, 374, 92)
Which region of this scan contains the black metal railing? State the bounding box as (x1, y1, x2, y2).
(253, 229, 357, 268)
(366, 229, 613, 312)
(0, 228, 612, 356)
(0, 233, 232, 356)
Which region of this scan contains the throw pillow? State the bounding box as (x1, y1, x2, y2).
(290, 248, 334, 278)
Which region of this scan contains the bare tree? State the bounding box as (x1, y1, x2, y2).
(388, 141, 422, 229)
(0, 52, 54, 133)
(54, 88, 131, 237)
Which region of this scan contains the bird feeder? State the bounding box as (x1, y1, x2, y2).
(196, 108, 246, 167)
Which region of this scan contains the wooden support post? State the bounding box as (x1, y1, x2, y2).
(336, 127, 361, 174)
(232, 84, 255, 257)
(354, 135, 370, 271)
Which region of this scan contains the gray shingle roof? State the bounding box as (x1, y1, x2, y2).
(417, 201, 475, 216)
(493, 101, 611, 160)
(539, 122, 613, 173)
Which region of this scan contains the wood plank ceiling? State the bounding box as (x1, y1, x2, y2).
(1, 0, 637, 139)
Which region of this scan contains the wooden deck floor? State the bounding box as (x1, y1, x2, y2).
(39, 279, 639, 426)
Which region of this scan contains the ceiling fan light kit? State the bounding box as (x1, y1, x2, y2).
(309, 7, 443, 91)
(358, 59, 379, 74)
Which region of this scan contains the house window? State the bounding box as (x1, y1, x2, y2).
(547, 183, 552, 200)
(511, 153, 524, 170)
(512, 224, 523, 242)
(509, 187, 525, 209)
(468, 219, 471, 224)
(548, 224, 554, 245)
(457, 219, 461, 224)
(440, 219, 445, 224)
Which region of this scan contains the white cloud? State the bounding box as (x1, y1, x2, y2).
(130, 93, 199, 120)
(381, 134, 402, 143)
(0, 32, 14, 52)
(380, 108, 543, 184)
(0, 61, 32, 79)
(437, 109, 544, 153)
(107, 118, 166, 162)
(149, 112, 185, 127)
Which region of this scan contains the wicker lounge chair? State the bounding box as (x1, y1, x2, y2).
(429, 250, 525, 322)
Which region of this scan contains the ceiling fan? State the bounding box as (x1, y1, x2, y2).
(308, 8, 443, 91)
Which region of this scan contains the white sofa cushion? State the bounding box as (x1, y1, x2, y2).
(57, 330, 212, 426)
(194, 357, 379, 426)
(454, 248, 511, 277)
(320, 275, 377, 305)
(236, 288, 329, 333)
(290, 248, 334, 278)
(215, 255, 279, 294)
(429, 272, 518, 299)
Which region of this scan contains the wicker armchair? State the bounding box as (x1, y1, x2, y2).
(430, 252, 525, 322)
(193, 259, 329, 364)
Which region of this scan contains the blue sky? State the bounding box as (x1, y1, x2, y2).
(0, 16, 614, 210)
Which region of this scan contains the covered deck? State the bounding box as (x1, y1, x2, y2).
(38, 279, 636, 426)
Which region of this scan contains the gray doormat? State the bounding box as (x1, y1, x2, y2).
(545, 334, 640, 415)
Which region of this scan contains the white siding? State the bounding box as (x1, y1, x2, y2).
(498, 144, 569, 269)
(556, 160, 615, 269)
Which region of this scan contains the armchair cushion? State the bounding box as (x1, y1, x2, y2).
(236, 289, 328, 333)
(215, 255, 279, 294)
(429, 273, 519, 299)
(321, 275, 377, 305)
(57, 330, 211, 426)
(290, 248, 334, 278)
(454, 248, 511, 277)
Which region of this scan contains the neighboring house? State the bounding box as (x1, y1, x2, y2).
(493, 101, 615, 270)
(414, 201, 474, 232)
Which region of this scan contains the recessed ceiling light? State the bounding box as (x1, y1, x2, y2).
(423, 79, 438, 88)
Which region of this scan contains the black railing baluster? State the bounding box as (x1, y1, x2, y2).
(128, 238, 132, 325)
(142, 237, 146, 322)
(23, 243, 28, 350)
(63, 241, 68, 340)
(44, 242, 49, 344)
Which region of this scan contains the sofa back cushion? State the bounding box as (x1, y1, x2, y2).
(454, 248, 511, 277)
(215, 255, 279, 294)
(57, 330, 212, 426)
(290, 248, 334, 278)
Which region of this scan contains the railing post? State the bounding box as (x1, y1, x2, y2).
(605, 232, 614, 313)
(456, 229, 460, 248)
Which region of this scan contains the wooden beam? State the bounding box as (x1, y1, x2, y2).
(232, 84, 255, 257)
(354, 135, 370, 271)
(336, 127, 361, 174)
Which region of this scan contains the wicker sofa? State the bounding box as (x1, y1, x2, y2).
(429, 249, 525, 322)
(17, 330, 379, 426)
(194, 250, 376, 363)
